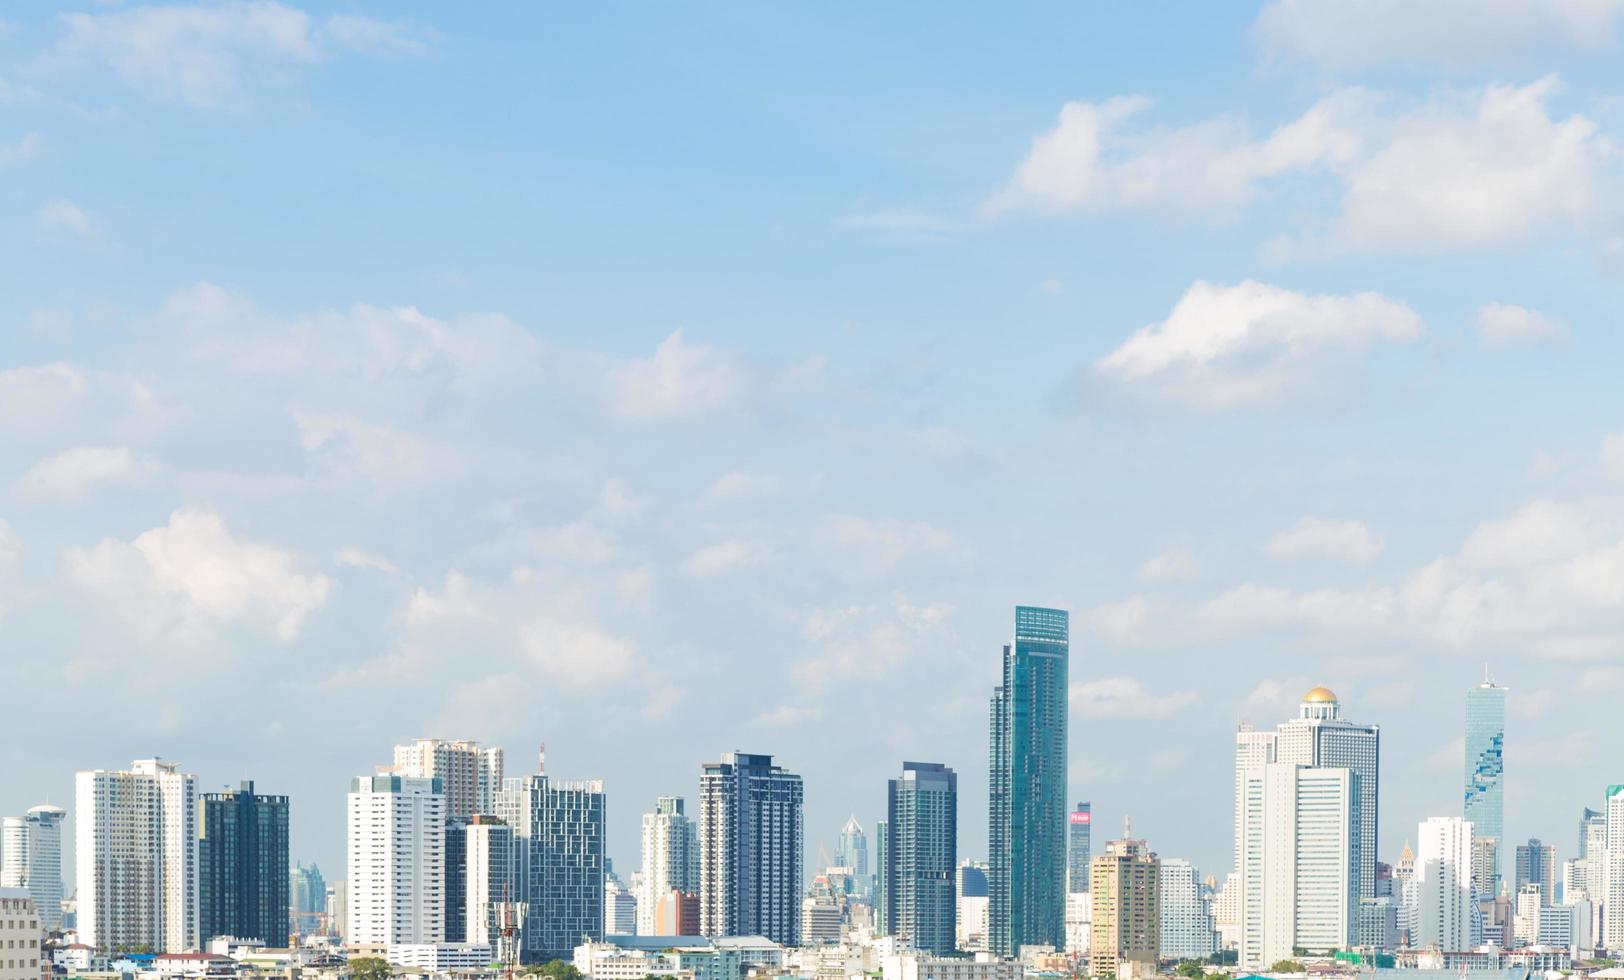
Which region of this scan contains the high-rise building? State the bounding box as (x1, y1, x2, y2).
(698, 752, 803, 945)
(198, 781, 290, 946)
(290, 863, 326, 938)
(1580, 807, 1605, 861)
(1274, 687, 1380, 900)
(1090, 834, 1158, 979)
(1514, 839, 1556, 908)
(392, 740, 505, 824)
(345, 774, 445, 946)
(1158, 858, 1215, 960)
(1464, 678, 1506, 894)
(464, 816, 516, 947)
(989, 605, 1069, 957)
(444, 821, 468, 943)
(652, 889, 700, 936)
(493, 761, 606, 962)
(0, 887, 41, 980)
(1469, 837, 1497, 902)
(1603, 786, 1624, 948)
(638, 797, 698, 936)
(604, 873, 637, 936)
(880, 762, 957, 955)
(1068, 803, 1093, 895)
(0, 806, 66, 933)
(835, 816, 870, 899)
(956, 861, 989, 953)
(1415, 817, 1476, 952)
(1237, 763, 1358, 968)
(75, 758, 198, 953)
(328, 880, 348, 943)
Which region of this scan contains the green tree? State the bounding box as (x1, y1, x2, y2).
(521, 960, 583, 980)
(1270, 960, 1305, 974)
(349, 957, 392, 980)
(1176, 961, 1206, 979)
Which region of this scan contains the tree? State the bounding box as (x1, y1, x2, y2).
(1270, 960, 1305, 974)
(349, 957, 392, 980)
(1176, 961, 1206, 979)
(522, 960, 583, 980)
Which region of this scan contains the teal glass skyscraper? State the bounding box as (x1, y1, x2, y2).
(989, 606, 1069, 957)
(1464, 676, 1506, 892)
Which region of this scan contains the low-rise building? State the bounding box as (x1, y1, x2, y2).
(385, 943, 494, 972)
(0, 889, 42, 980)
(881, 951, 1018, 980)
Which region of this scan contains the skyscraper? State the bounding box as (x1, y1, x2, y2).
(1236, 686, 1380, 901)
(1464, 678, 1506, 893)
(1603, 786, 1624, 947)
(835, 816, 870, 899)
(1090, 833, 1158, 979)
(638, 797, 699, 936)
(198, 781, 290, 946)
(464, 816, 516, 948)
(493, 762, 606, 962)
(698, 751, 804, 945)
(346, 774, 445, 946)
(1514, 839, 1556, 907)
(1415, 817, 1476, 952)
(290, 863, 327, 938)
(1068, 803, 1092, 895)
(75, 758, 198, 953)
(989, 605, 1069, 957)
(1237, 763, 1359, 968)
(0, 806, 66, 933)
(392, 739, 505, 824)
(1158, 858, 1216, 960)
(956, 861, 989, 953)
(880, 762, 958, 955)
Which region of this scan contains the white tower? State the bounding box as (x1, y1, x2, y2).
(75, 759, 198, 953)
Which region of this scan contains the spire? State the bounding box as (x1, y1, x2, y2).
(842, 814, 863, 835)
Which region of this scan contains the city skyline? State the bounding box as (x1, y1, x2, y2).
(7, 0, 1624, 927)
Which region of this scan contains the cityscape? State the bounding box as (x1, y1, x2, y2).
(5, 4, 1624, 980)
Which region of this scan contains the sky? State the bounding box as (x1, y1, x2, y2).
(4, 0, 1624, 891)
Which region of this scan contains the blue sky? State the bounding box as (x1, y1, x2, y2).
(4, 1, 1624, 888)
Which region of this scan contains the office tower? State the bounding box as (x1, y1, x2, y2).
(835, 816, 870, 899)
(75, 758, 198, 953)
(1393, 843, 1416, 945)
(880, 762, 957, 955)
(198, 781, 290, 946)
(444, 821, 468, 942)
(1415, 817, 1476, 952)
(698, 751, 803, 945)
(604, 873, 637, 935)
(494, 760, 607, 962)
(1159, 859, 1215, 959)
(0, 887, 40, 980)
(1515, 839, 1556, 907)
(392, 739, 505, 824)
(290, 863, 326, 938)
(638, 797, 698, 935)
(1469, 836, 1498, 902)
(1069, 803, 1093, 895)
(1237, 763, 1358, 968)
(956, 861, 989, 953)
(989, 605, 1069, 957)
(1464, 678, 1506, 894)
(1089, 834, 1158, 979)
(465, 816, 516, 946)
(0, 805, 66, 933)
(1267, 687, 1380, 900)
(1604, 785, 1624, 948)
(1580, 807, 1606, 860)
(345, 774, 445, 946)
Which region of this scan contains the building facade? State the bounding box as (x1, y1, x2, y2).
(988, 606, 1069, 957)
(1237, 763, 1358, 968)
(75, 758, 198, 953)
(1415, 816, 1476, 952)
(345, 774, 446, 947)
(1158, 859, 1215, 960)
(880, 762, 957, 955)
(290, 863, 326, 938)
(1090, 836, 1158, 979)
(1514, 839, 1556, 908)
(392, 739, 504, 824)
(1464, 679, 1506, 895)
(639, 797, 699, 936)
(494, 771, 606, 961)
(835, 816, 870, 900)
(0, 888, 42, 980)
(465, 816, 517, 947)
(698, 752, 803, 945)
(955, 861, 989, 953)
(1068, 803, 1092, 896)
(1603, 786, 1624, 947)
(197, 780, 290, 946)
(0, 805, 66, 933)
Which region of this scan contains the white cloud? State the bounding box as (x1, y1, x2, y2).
(1460, 500, 1594, 566)
(0, 363, 169, 441)
(1476, 302, 1568, 349)
(37, 200, 94, 239)
(1254, 0, 1624, 70)
(50, 2, 423, 107)
(1078, 596, 1165, 646)
(812, 514, 967, 581)
(1425, 734, 1466, 771)
(1264, 516, 1385, 562)
(67, 508, 333, 643)
(333, 547, 396, 574)
(701, 470, 785, 506)
(1070, 676, 1197, 719)
(680, 539, 771, 579)
(1092, 280, 1422, 410)
(794, 599, 953, 690)
(1137, 548, 1197, 583)
(606, 330, 746, 421)
(17, 446, 161, 501)
(294, 411, 464, 486)
(990, 79, 1613, 255)
(1241, 676, 1315, 723)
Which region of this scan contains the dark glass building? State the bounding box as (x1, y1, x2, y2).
(879, 762, 957, 955)
(198, 780, 290, 945)
(1068, 802, 1092, 894)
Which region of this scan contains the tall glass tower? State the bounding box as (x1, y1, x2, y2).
(1464, 676, 1506, 893)
(1068, 802, 1092, 894)
(989, 605, 1069, 956)
(881, 762, 958, 955)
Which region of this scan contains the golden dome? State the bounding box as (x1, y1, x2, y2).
(1302, 685, 1338, 703)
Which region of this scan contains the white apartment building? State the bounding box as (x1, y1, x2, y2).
(1238, 763, 1357, 968)
(392, 739, 504, 822)
(638, 797, 698, 936)
(386, 943, 493, 970)
(1159, 859, 1216, 959)
(75, 758, 198, 953)
(1415, 817, 1476, 951)
(1605, 786, 1624, 948)
(346, 774, 445, 946)
(465, 818, 516, 947)
(880, 951, 1019, 980)
(0, 888, 41, 980)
